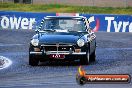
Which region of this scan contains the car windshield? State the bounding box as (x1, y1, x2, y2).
(41, 18, 86, 32)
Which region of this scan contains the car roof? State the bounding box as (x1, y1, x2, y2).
(44, 16, 86, 20)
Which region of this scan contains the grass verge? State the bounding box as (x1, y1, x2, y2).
(0, 3, 132, 14)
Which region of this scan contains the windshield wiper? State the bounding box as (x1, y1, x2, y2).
(68, 29, 87, 33)
(43, 29, 55, 32)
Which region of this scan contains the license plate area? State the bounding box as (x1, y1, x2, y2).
(50, 54, 65, 59)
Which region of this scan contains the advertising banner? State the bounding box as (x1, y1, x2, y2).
(80, 14, 132, 32)
(0, 11, 131, 32)
(0, 11, 55, 30)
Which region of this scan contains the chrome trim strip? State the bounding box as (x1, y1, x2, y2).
(72, 52, 86, 55)
(30, 52, 42, 54)
(46, 51, 69, 54)
(41, 44, 73, 46)
(30, 51, 86, 55)
(46, 51, 86, 55)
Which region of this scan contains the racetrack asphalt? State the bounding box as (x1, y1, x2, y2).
(0, 29, 132, 88)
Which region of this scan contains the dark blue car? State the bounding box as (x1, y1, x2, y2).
(29, 16, 96, 66)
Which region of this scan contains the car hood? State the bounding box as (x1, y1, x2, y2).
(38, 32, 86, 44)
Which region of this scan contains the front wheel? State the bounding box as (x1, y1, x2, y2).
(90, 50, 96, 62)
(80, 50, 90, 65)
(29, 54, 39, 66)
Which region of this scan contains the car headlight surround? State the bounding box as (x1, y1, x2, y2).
(31, 39, 39, 46)
(77, 39, 85, 47)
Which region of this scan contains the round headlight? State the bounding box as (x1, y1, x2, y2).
(31, 39, 39, 46)
(77, 39, 85, 47)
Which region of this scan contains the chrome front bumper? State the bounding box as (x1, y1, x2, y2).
(30, 51, 86, 55)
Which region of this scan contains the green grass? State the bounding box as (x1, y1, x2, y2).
(0, 3, 132, 14)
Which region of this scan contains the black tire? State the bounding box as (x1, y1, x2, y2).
(76, 75, 87, 85)
(80, 50, 90, 65)
(90, 50, 96, 62)
(79, 76, 87, 85)
(78, 77, 87, 85)
(29, 54, 39, 66)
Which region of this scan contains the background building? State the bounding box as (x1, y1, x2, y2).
(0, 0, 32, 4)
(0, 0, 132, 7)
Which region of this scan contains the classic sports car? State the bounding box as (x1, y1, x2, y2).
(29, 16, 96, 66)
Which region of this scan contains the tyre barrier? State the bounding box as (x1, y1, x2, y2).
(0, 56, 12, 70)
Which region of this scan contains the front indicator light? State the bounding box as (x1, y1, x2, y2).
(34, 48, 40, 52)
(75, 49, 81, 53)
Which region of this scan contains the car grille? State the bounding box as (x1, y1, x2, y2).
(41, 44, 75, 51)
